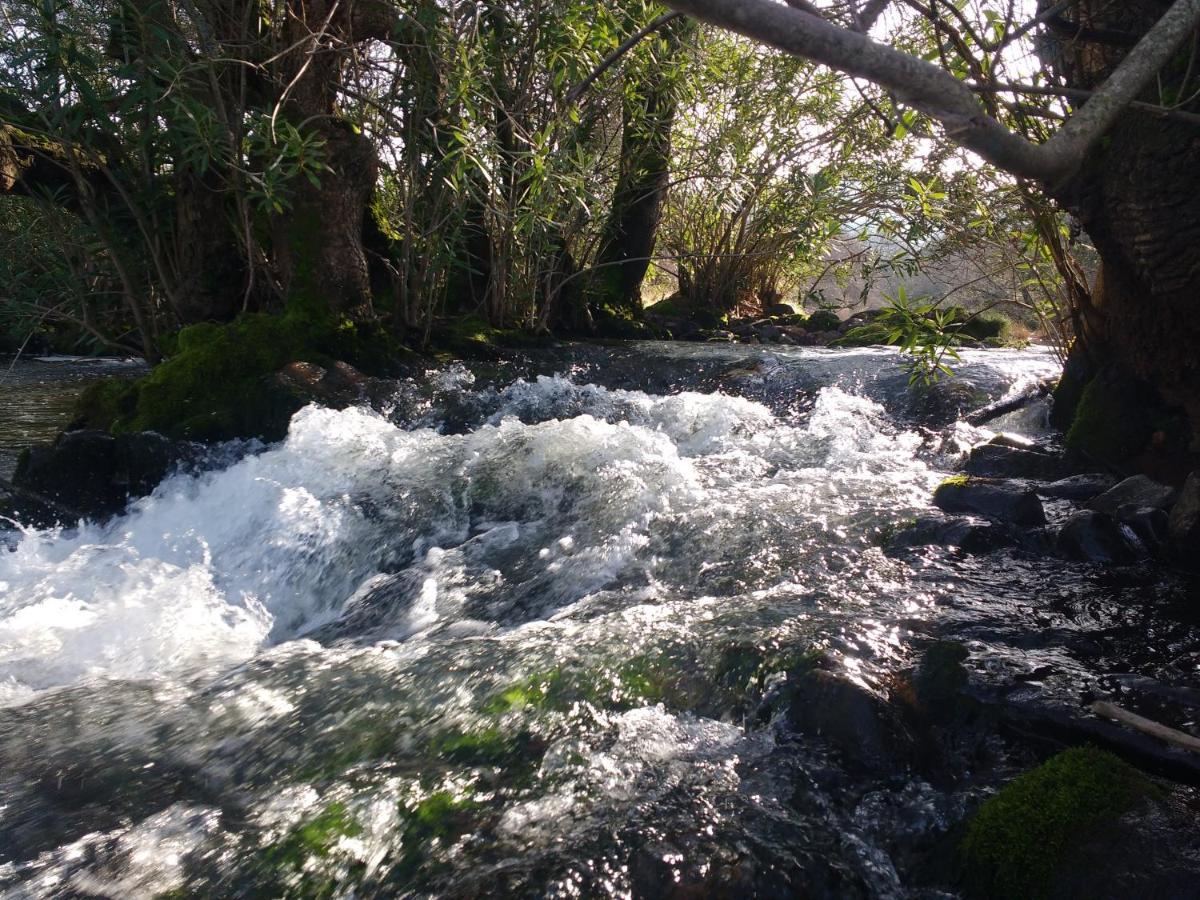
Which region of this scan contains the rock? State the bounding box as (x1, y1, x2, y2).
(1115, 505, 1170, 551)
(933, 478, 1046, 527)
(1057, 510, 1145, 564)
(1167, 471, 1200, 554)
(805, 310, 842, 332)
(963, 444, 1066, 479)
(11, 429, 197, 523)
(758, 323, 783, 342)
(763, 302, 796, 318)
(913, 641, 971, 723)
(1088, 475, 1176, 516)
(782, 670, 913, 772)
(986, 432, 1037, 450)
(888, 514, 1016, 554)
(274, 360, 367, 408)
(1037, 473, 1118, 501)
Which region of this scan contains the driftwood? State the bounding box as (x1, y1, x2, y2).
(0, 475, 84, 524)
(966, 378, 1055, 426)
(1091, 701, 1200, 755)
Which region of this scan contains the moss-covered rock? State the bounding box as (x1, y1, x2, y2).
(805, 309, 842, 332)
(71, 312, 416, 442)
(959, 747, 1154, 900)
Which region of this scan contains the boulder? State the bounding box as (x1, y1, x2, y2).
(1115, 505, 1170, 551)
(986, 432, 1037, 450)
(782, 670, 913, 772)
(758, 324, 783, 342)
(963, 444, 1066, 480)
(1037, 473, 1118, 501)
(933, 478, 1046, 527)
(1167, 471, 1200, 554)
(1057, 510, 1145, 564)
(11, 429, 197, 523)
(762, 302, 797, 318)
(888, 514, 1016, 554)
(1088, 475, 1176, 516)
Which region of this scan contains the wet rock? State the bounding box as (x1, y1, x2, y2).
(763, 302, 797, 318)
(783, 670, 913, 772)
(759, 323, 783, 342)
(888, 515, 1016, 554)
(985, 432, 1037, 450)
(1088, 474, 1176, 516)
(958, 747, 1200, 900)
(1036, 473, 1118, 501)
(963, 444, 1065, 480)
(274, 360, 367, 408)
(1115, 505, 1170, 551)
(908, 380, 990, 428)
(10, 430, 197, 524)
(933, 478, 1046, 527)
(1057, 510, 1145, 564)
(1167, 471, 1200, 555)
(912, 641, 971, 724)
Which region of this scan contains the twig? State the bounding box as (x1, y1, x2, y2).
(565, 12, 683, 104)
(1091, 700, 1200, 755)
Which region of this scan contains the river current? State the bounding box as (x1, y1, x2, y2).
(3, 342, 1180, 897)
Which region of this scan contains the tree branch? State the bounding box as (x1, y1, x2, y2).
(565, 11, 683, 104)
(661, 0, 1200, 185)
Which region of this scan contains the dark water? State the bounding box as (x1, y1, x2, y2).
(0, 342, 1195, 898)
(0, 356, 146, 478)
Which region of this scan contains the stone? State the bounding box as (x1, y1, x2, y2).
(1088, 475, 1176, 516)
(986, 432, 1037, 450)
(1115, 505, 1170, 551)
(783, 670, 913, 772)
(11, 429, 196, 523)
(758, 324, 783, 342)
(888, 514, 1016, 554)
(1168, 471, 1200, 555)
(1036, 473, 1119, 501)
(1057, 510, 1145, 564)
(763, 302, 796, 318)
(933, 478, 1046, 527)
(963, 444, 1066, 479)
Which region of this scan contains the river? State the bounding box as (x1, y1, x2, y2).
(0, 342, 1195, 897)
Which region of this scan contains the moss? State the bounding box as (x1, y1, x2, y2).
(1065, 370, 1150, 465)
(805, 309, 842, 332)
(483, 669, 573, 714)
(937, 474, 970, 490)
(960, 747, 1154, 900)
(251, 801, 366, 899)
(403, 790, 479, 844)
(72, 311, 411, 442)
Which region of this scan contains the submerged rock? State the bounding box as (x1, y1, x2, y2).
(933, 478, 1046, 527)
(1036, 473, 1118, 501)
(1057, 510, 1145, 565)
(888, 515, 1017, 554)
(1088, 475, 1176, 516)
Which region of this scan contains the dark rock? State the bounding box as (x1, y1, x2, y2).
(986, 432, 1037, 450)
(963, 443, 1066, 479)
(274, 360, 367, 408)
(913, 641, 971, 723)
(762, 302, 797, 318)
(758, 324, 783, 342)
(805, 310, 842, 332)
(888, 514, 1017, 554)
(1057, 510, 1145, 564)
(1036, 473, 1118, 501)
(1167, 471, 1200, 555)
(933, 478, 1046, 527)
(908, 379, 990, 428)
(1088, 475, 1176, 516)
(783, 670, 913, 772)
(11, 430, 197, 524)
(1115, 505, 1170, 551)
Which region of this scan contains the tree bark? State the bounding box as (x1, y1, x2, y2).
(591, 15, 691, 319)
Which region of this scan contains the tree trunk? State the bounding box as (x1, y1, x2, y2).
(1043, 0, 1200, 468)
(590, 16, 691, 320)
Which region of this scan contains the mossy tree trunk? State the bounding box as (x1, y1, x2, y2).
(1044, 0, 1200, 463)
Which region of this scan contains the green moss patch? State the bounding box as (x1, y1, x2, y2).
(960, 747, 1154, 899)
(1065, 371, 1151, 465)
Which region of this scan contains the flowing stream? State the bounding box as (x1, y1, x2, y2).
(1, 342, 1194, 898)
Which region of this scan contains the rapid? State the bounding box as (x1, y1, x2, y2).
(2, 342, 1192, 897)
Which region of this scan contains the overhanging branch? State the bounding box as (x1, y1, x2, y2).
(662, 0, 1200, 184)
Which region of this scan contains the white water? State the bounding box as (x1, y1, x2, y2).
(0, 375, 935, 706)
(0, 346, 1073, 897)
